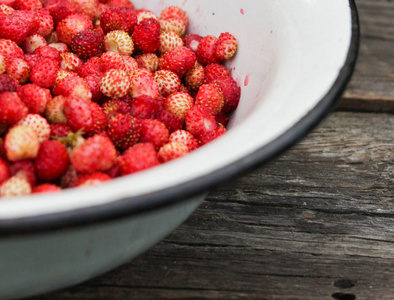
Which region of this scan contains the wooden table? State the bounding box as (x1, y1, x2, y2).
(34, 0, 393, 299)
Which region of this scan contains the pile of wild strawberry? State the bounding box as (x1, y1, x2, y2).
(0, 0, 240, 196)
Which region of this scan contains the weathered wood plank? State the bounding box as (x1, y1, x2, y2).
(33, 112, 394, 300)
(339, 0, 394, 112)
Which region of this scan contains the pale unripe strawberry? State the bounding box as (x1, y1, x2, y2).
(60, 52, 83, 72)
(159, 31, 183, 55)
(169, 129, 198, 151)
(0, 176, 31, 197)
(0, 53, 6, 74)
(154, 69, 181, 97)
(136, 10, 159, 24)
(100, 69, 131, 98)
(164, 91, 194, 120)
(45, 95, 67, 124)
(6, 57, 30, 84)
(4, 125, 40, 162)
(55, 69, 76, 83)
(48, 42, 69, 54)
(158, 141, 189, 163)
(160, 6, 188, 27)
(17, 114, 51, 143)
(184, 63, 205, 91)
(160, 18, 187, 37)
(104, 30, 134, 56)
(135, 53, 159, 73)
(22, 34, 47, 54)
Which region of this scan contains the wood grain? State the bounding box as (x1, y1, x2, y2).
(34, 112, 394, 300)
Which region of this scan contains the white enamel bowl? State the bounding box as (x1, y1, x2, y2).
(0, 0, 359, 298)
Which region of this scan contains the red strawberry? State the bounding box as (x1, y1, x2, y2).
(34, 9, 55, 38)
(34, 45, 61, 62)
(45, 95, 67, 124)
(119, 142, 159, 175)
(0, 92, 28, 125)
(44, 0, 78, 26)
(5, 56, 30, 84)
(0, 14, 30, 45)
(22, 34, 47, 54)
(132, 17, 161, 53)
(196, 35, 219, 65)
(135, 52, 159, 72)
(158, 31, 183, 55)
(23, 53, 44, 69)
(130, 95, 160, 120)
(13, 0, 42, 10)
(106, 0, 134, 8)
(30, 57, 59, 88)
(195, 83, 224, 115)
(158, 141, 189, 163)
(212, 77, 241, 113)
(164, 91, 194, 120)
(169, 129, 198, 151)
(3, 125, 40, 162)
(102, 99, 130, 120)
(107, 113, 141, 150)
(0, 73, 19, 93)
(70, 134, 116, 173)
(78, 60, 103, 78)
(154, 109, 183, 133)
(63, 97, 93, 133)
(0, 158, 10, 185)
(129, 69, 159, 99)
(100, 6, 137, 35)
(160, 6, 188, 27)
(139, 119, 169, 150)
(104, 30, 134, 56)
(9, 160, 36, 187)
(18, 83, 51, 114)
(0, 176, 31, 196)
(35, 139, 69, 181)
(215, 111, 230, 127)
(121, 55, 138, 73)
(71, 29, 104, 59)
(184, 63, 204, 91)
(32, 183, 61, 193)
(215, 32, 238, 61)
(135, 9, 159, 24)
(159, 46, 196, 78)
(50, 123, 72, 138)
(0, 39, 23, 57)
(56, 13, 93, 46)
(73, 171, 111, 187)
(69, 0, 99, 21)
(53, 75, 92, 102)
(204, 63, 230, 84)
(198, 126, 227, 146)
(183, 33, 203, 53)
(154, 69, 181, 97)
(99, 69, 130, 98)
(185, 105, 218, 137)
(99, 50, 123, 71)
(87, 102, 107, 135)
(17, 114, 51, 142)
(11, 10, 40, 36)
(84, 74, 104, 103)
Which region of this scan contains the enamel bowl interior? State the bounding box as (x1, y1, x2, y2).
(0, 0, 355, 224)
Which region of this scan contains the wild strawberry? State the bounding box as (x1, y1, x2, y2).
(100, 69, 130, 98)
(5, 56, 30, 84)
(45, 96, 67, 124)
(50, 123, 71, 138)
(0, 158, 10, 185)
(0, 14, 30, 45)
(135, 52, 159, 72)
(119, 142, 159, 175)
(169, 129, 198, 151)
(121, 55, 138, 73)
(135, 9, 159, 24)
(158, 141, 189, 163)
(0, 4, 13, 15)
(44, 0, 78, 26)
(30, 57, 59, 88)
(215, 32, 238, 61)
(0, 92, 27, 125)
(34, 45, 62, 62)
(69, 0, 99, 20)
(212, 77, 241, 113)
(164, 91, 194, 120)
(0, 53, 6, 74)
(84, 74, 104, 103)
(196, 35, 218, 65)
(10, 10, 39, 37)
(198, 126, 227, 146)
(56, 13, 93, 46)
(35, 139, 69, 181)
(185, 105, 218, 137)
(154, 108, 183, 133)
(106, 0, 134, 8)
(48, 42, 69, 54)
(78, 60, 103, 78)
(0, 176, 31, 197)
(63, 97, 92, 134)
(154, 69, 181, 97)
(139, 119, 169, 150)
(159, 46, 196, 78)
(104, 30, 134, 56)
(23, 53, 44, 69)
(34, 9, 55, 38)
(158, 31, 183, 55)
(0, 73, 19, 92)
(107, 113, 141, 150)
(204, 63, 230, 84)
(22, 35, 47, 54)
(100, 6, 137, 35)
(215, 111, 230, 127)
(3, 125, 40, 161)
(129, 69, 159, 99)
(183, 33, 203, 53)
(73, 171, 111, 187)
(9, 160, 36, 187)
(132, 18, 161, 53)
(160, 6, 188, 27)
(0, 39, 23, 57)
(160, 18, 186, 37)
(53, 75, 92, 102)
(70, 134, 116, 173)
(13, 0, 42, 10)
(99, 51, 124, 71)
(17, 114, 51, 143)
(195, 83, 224, 115)
(58, 164, 77, 188)
(184, 63, 204, 91)
(130, 95, 160, 119)
(18, 83, 51, 114)
(101, 99, 130, 120)
(32, 183, 61, 193)
(60, 52, 83, 72)
(71, 29, 104, 59)
(55, 69, 77, 83)
(87, 102, 107, 135)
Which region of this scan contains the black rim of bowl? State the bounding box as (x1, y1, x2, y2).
(0, 0, 360, 235)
